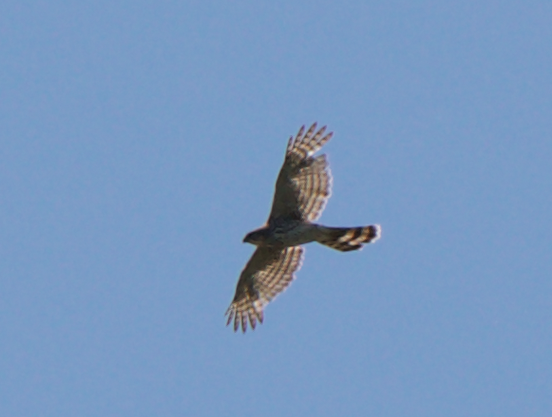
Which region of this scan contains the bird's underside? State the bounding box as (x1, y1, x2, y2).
(226, 123, 381, 333)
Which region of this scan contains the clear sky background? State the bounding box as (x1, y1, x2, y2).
(1, 1, 551, 416)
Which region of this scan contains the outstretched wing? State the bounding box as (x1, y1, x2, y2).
(226, 246, 304, 333)
(268, 123, 333, 223)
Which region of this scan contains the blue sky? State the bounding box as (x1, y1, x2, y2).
(1, 1, 551, 416)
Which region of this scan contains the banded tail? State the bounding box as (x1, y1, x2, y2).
(317, 225, 381, 252)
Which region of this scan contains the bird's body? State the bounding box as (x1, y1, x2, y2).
(226, 123, 381, 332)
(245, 221, 319, 247)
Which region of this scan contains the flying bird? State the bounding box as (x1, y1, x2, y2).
(226, 123, 381, 332)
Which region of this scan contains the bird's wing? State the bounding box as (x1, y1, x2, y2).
(226, 245, 304, 332)
(268, 123, 333, 223)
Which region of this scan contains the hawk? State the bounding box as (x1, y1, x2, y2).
(226, 123, 381, 332)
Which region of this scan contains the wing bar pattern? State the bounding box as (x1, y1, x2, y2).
(225, 246, 304, 332)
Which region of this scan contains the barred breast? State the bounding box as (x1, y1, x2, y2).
(269, 221, 321, 247)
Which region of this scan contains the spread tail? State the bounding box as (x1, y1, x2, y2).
(317, 225, 381, 252)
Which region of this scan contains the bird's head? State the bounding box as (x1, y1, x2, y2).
(243, 227, 270, 246)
